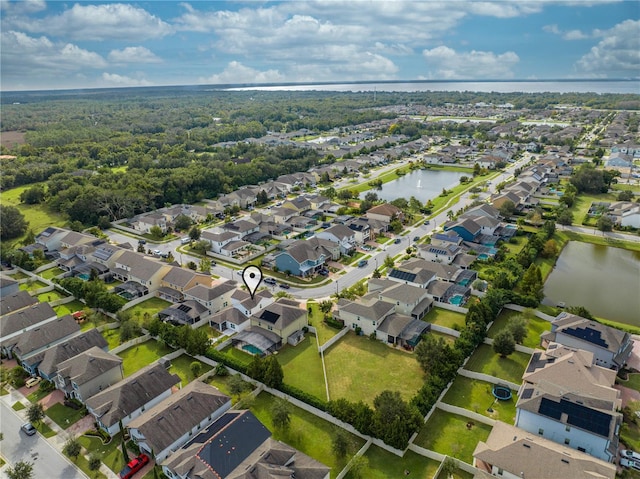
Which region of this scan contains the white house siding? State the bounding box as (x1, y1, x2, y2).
(554, 332, 617, 369)
(97, 388, 174, 436)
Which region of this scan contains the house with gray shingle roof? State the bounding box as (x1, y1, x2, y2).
(274, 237, 338, 277)
(86, 363, 180, 436)
(0, 302, 57, 345)
(0, 290, 37, 316)
(184, 280, 237, 314)
(128, 381, 231, 462)
(54, 346, 123, 402)
(36, 329, 108, 381)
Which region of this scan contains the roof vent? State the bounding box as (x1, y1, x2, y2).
(523, 444, 531, 448)
(561, 459, 569, 464)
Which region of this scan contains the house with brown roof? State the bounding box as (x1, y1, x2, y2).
(158, 267, 212, 302)
(55, 346, 124, 403)
(540, 312, 634, 370)
(86, 363, 180, 436)
(111, 251, 172, 296)
(184, 280, 237, 314)
(365, 203, 404, 223)
(128, 381, 232, 461)
(161, 410, 330, 479)
(473, 421, 616, 479)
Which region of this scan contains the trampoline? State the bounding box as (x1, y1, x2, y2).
(492, 385, 512, 401)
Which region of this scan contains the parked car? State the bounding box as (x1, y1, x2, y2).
(180, 237, 191, 244)
(620, 458, 640, 471)
(423, 220, 430, 225)
(621, 450, 640, 462)
(119, 454, 149, 479)
(20, 423, 36, 436)
(138, 239, 146, 245)
(413, 236, 421, 242)
(279, 283, 291, 289)
(357, 259, 368, 268)
(394, 238, 401, 244)
(318, 269, 329, 276)
(153, 249, 162, 255)
(25, 377, 41, 388)
(264, 277, 277, 285)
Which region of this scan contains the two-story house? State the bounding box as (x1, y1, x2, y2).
(0, 302, 57, 346)
(111, 251, 172, 297)
(184, 280, 237, 314)
(36, 329, 108, 381)
(315, 224, 356, 255)
(158, 267, 212, 303)
(201, 230, 240, 255)
(365, 203, 404, 223)
(275, 238, 337, 277)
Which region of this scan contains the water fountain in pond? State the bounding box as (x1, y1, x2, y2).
(417, 179, 421, 188)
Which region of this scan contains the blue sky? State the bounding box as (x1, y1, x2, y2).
(1, 0, 638, 91)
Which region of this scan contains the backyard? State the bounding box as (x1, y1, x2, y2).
(125, 297, 172, 324)
(101, 328, 122, 351)
(249, 391, 365, 478)
(168, 354, 213, 386)
(117, 340, 174, 377)
(276, 335, 327, 400)
(414, 409, 493, 463)
(39, 266, 65, 280)
(324, 332, 424, 404)
(37, 289, 68, 303)
(463, 344, 531, 385)
(441, 376, 517, 424)
(306, 301, 342, 345)
(19, 280, 47, 292)
(423, 307, 466, 330)
(54, 300, 86, 317)
(208, 373, 255, 403)
(486, 309, 551, 349)
(345, 446, 440, 479)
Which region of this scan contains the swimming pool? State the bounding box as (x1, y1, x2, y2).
(242, 344, 263, 356)
(450, 295, 465, 306)
(78, 273, 90, 280)
(477, 253, 489, 260)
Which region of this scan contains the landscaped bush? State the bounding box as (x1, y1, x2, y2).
(280, 384, 327, 412)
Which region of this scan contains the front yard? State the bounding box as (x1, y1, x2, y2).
(414, 409, 493, 463)
(78, 433, 124, 477)
(441, 376, 517, 424)
(117, 339, 174, 377)
(277, 335, 326, 400)
(324, 332, 424, 404)
(463, 344, 530, 385)
(45, 402, 87, 429)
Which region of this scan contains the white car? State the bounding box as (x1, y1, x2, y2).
(621, 450, 640, 462)
(620, 457, 640, 471)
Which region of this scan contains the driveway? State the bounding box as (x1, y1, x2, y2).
(38, 389, 64, 410)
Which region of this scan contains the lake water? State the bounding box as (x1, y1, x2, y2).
(543, 241, 640, 326)
(361, 169, 466, 202)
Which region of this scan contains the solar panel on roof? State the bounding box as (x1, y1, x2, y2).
(521, 388, 534, 400)
(564, 326, 608, 348)
(93, 249, 113, 261)
(389, 270, 417, 282)
(259, 310, 280, 324)
(177, 304, 191, 313)
(539, 397, 611, 437)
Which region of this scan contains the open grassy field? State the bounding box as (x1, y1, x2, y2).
(125, 297, 171, 323)
(168, 354, 213, 386)
(486, 309, 551, 349)
(306, 301, 341, 345)
(277, 335, 326, 400)
(39, 267, 65, 280)
(0, 183, 67, 244)
(117, 340, 173, 376)
(464, 344, 531, 385)
(53, 299, 86, 317)
(250, 391, 366, 478)
(324, 332, 424, 404)
(37, 289, 68, 303)
(344, 446, 440, 479)
(414, 409, 493, 463)
(424, 307, 466, 330)
(442, 376, 518, 424)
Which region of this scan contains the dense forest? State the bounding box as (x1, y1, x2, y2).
(1, 87, 638, 232)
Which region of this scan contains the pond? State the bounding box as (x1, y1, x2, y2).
(543, 241, 640, 326)
(363, 169, 466, 202)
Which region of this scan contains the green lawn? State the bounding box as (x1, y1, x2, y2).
(12, 401, 25, 411)
(414, 409, 493, 463)
(126, 297, 172, 323)
(19, 280, 47, 292)
(54, 300, 86, 318)
(345, 446, 440, 479)
(26, 384, 55, 403)
(306, 302, 341, 346)
(36, 421, 56, 438)
(45, 402, 88, 429)
(39, 267, 65, 280)
(442, 376, 517, 425)
(620, 373, 640, 393)
(208, 374, 255, 404)
(168, 354, 213, 386)
(79, 432, 126, 476)
(220, 345, 255, 367)
(7, 270, 29, 280)
(0, 183, 67, 244)
(277, 335, 326, 400)
(117, 340, 174, 377)
(430, 331, 457, 345)
(486, 309, 551, 349)
(464, 344, 531, 385)
(37, 289, 68, 303)
(101, 328, 121, 351)
(250, 392, 365, 478)
(424, 307, 466, 330)
(65, 450, 107, 479)
(324, 332, 425, 404)
(570, 192, 616, 226)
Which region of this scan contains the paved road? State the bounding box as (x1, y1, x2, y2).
(0, 401, 87, 479)
(562, 224, 640, 242)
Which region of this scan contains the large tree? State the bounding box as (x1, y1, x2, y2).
(0, 205, 29, 240)
(26, 403, 44, 425)
(6, 461, 34, 479)
(271, 398, 291, 430)
(371, 390, 422, 450)
(493, 330, 516, 358)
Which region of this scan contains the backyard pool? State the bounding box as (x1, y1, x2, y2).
(242, 344, 263, 356)
(78, 273, 90, 280)
(477, 254, 489, 261)
(450, 295, 465, 306)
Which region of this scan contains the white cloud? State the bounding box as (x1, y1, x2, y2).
(563, 29, 589, 40)
(422, 46, 519, 79)
(108, 47, 162, 64)
(100, 73, 153, 87)
(199, 61, 285, 84)
(14, 3, 173, 41)
(576, 19, 640, 76)
(543, 24, 561, 35)
(0, 0, 46, 14)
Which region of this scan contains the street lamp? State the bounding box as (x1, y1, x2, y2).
(336, 280, 339, 295)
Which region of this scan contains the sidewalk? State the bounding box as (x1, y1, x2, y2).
(0, 385, 119, 479)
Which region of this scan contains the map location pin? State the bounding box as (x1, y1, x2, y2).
(241, 265, 263, 300)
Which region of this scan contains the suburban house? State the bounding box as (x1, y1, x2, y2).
(161, 410, 330, 479)
(275, 237, 338, 277)
(111, 251, 172, 297)
(282, 196, 312, 213)
(132, 213, 168, 234)
(54, 346, 124, 403)
(128, 381, 232, 462)
(271, 206, 298, 225)
(158, 267, 212, 303)
(86, 363, 181, 436)
(230, 289, 274, 318)
(540, 312, 634, 370)
(417, 243, 463, 264)
(515, 343, 622, 462)
(201, 230, 240, 255)
(0, 302, 56, 344)
(473, 421, 616, 479)
(36, 329, 108, 381)
(208, 307, 251, 334)
(0, 276, 19, 297)
(365, 203, 404, 223)
(4, 315, 81, 373)
(158, 300, 210, 326)
(315, 224, 357, 255)
(0, 289, 37, 316)
(184, 280, 237, 314)
(334, 297, 396, 336)
(344, 217, 375, 243)
(34, 226, 70, 252)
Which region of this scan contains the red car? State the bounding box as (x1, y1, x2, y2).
(119, 454, 149, 479)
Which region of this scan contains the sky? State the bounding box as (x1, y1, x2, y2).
(1, 0, 639, 91)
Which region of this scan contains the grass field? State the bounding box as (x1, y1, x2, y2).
(345, 446, 440, 479)
(6, 270, 29, 280)
(117, 340, 173, 376)
(168, 354, 213, 386)
(430, 330, 457, 345)
(54, 300, 86, 317)
(249, 391, 365, 478)
(19, 280, 47, 292)
(442, 376, 518, 424)
(101, 328, 121, 351)
(220, 345, 255, 367)
(569, 192, 616, 226)
(0, 183, 67, 244)
(424, 307, 466, 330)
(324, 332, 424, 404)
(39, 267, 65, 280)
(37, 289, 68, 303)
(307, 301, 342, 345)
(486, 309, 551, 349)
(208, 373, 255, 403)
(45, 403, 87, 429)
(126, 297, 171, 323)
(464, 344, 531, 385)
(277, 335, 326, 400)
(414, 409, 493, 463)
